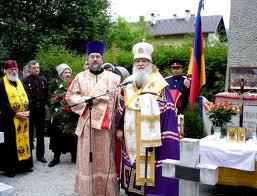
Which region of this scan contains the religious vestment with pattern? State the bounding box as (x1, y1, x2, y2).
(66, 69, 120, 196)
(0, 77, 33, 172)
(118, 70, 180, 195)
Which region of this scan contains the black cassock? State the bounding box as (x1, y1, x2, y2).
(0, 79, 33, 173)
(48, 118, 77, 161)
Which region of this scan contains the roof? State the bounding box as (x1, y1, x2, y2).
(149, 15, 224, 36)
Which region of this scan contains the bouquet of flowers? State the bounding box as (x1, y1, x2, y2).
(49, 78, 77, 135)
(204, 101, 239, 135)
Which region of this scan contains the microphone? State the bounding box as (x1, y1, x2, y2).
(119, 80, 133, 87)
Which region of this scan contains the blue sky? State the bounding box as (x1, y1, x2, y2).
(110, 0, 231, 29)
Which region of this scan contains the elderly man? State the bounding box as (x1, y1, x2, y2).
(117, 42, 179, 195)
(66, 41, 120, 195)
(165, 59, 190, 115)
(56, 63, 72, 79)
(0, 60, 33, 177)
(48, 63, 77, 167)
(102, 62, 114, 72)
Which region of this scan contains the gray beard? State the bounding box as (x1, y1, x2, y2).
(6, 73, 18, 81)
(89, 63, 102, 72)
(133, 63, 152, 89)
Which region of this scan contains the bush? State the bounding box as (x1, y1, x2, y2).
(184, 104, 206, 139)
(34, 40, 227, 103)
(35, 44, 85, 79)
(104, 41, 227, 101)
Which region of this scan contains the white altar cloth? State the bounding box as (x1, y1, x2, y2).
(200, 135, 257, 171)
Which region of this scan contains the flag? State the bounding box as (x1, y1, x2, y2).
(188, 0, 206, 105)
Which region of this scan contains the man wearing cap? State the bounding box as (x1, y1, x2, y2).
(23, 60, 48, 163)
(117, 42, 179, 195)
(66, 41, 120, 195)
(102, 62, 115, 72)
(48, 63, 78, 167)
(56, 63, 72, 79)
(0, 60, 33, 177)
(165, 59, 190, 115)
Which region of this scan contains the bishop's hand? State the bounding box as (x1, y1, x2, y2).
(117, 129, 123, 140)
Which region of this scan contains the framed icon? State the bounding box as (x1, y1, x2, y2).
(229, 67, 257, 91)
(237, 127, 246, 143)
(226, 126, 238, 142)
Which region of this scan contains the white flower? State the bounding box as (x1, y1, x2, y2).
(59, 84, 63, 88)
(55, 108, 59, 112)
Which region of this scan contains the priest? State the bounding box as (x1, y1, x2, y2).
(117, 42, 180, 195)
(0, 60, 33, 177)
(66, 41, 120, 195)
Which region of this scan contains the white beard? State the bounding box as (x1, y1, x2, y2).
(133, 63, 152, 89)
(6, 72, 19, 81)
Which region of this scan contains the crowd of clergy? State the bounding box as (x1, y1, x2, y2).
(0, 40, 190, 196)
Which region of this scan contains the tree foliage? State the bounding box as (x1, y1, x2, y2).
(0, 0, 111, 64)
(105, 38, 227, 101)
(0, 40, 9, 63)
(35, 44, 84, 80)
(107, 17, 151, 51)
(202, 42, 228, 100)
(184, 104, 206, 139)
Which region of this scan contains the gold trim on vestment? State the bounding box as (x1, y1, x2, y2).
(141, 140, 161, 146)
(3, 76, 30, 161)
(125, 71, 168, 107)
(124, 70, 167, 187)
(141, 115, 160, 120)
(123, 108, 136, 158)
(135, 110, 155, 186)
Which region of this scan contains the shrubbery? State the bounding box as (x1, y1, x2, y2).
(35, 44, 85, 79)
(184, 104, 206, 139)
(35, 40, 227, 102)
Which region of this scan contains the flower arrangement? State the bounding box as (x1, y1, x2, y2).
(204, 101, 239, 135)
(49, 78, 77, 135)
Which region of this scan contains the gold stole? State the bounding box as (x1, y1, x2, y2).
(3, 76, 31, 161)
(124, 70, 168, 186)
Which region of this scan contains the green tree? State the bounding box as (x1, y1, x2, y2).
(0, 40, 9, 63)
(35, 44, 84, 78)
(202, 42, 228, 100)
(184, 104, 206, 139)
(108, 17, 151, 52)
(0, 0, 111, 64)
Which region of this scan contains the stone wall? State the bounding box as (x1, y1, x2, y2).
(225, 0, 257, 89)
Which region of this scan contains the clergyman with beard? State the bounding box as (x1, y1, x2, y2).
(116, 42, 180, 195)
(66, 41, 120, 195)
(0, 60, 33, 177)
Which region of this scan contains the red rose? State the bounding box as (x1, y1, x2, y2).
(64, 105, 70, 112)
(54, 95, 59, 101)
(67, 78, 73, 84)
(62, 94, 66, 100)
